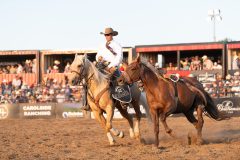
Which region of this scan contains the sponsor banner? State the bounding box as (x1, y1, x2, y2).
(56, 103, 83, 118)
(19, 103, 56, 119)
(213, 97, 240, 116)
(0, 104, 19, 119)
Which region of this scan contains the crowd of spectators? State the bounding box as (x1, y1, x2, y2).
(0, 59, 37, 74)
(1, 56, 240, 104)
(199, 71, 240, 98)
(46, 60, 71, 74)
(163, 55, 223, 71)
(0, 76, 84, 104)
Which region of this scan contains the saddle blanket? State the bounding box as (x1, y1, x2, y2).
(112, 85, 132, 103)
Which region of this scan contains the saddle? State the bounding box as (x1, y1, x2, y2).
(96, 62, 132, 104)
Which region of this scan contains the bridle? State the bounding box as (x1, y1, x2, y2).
(71, 57, 109, 109)
(70, 59, 94, 85)
(121, 62, 142, 84)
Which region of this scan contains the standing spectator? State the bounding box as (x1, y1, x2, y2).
(16, 64, 23, 74)
(64, 62, 71, 73)
(32, 59, 37, 73)
(202, 55, 213, 70)
(46, 66, 52, 74)
(232, 53, 240, 70)
(24, 60, 32, 73)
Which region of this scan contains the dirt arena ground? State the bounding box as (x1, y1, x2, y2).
(0, 116, 239, 160)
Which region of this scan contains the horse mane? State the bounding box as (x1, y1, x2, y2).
(141, 58, 161, 79)
(85, 57, 109, 84)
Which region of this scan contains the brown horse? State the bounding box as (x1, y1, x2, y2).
(118, 56, 224, 147)
(68, 54, 149, 145)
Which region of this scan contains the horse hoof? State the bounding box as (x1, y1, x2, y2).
(129, 129, 135, 138)
(109, 140, 116, 146)
(118, 131, 124, 138)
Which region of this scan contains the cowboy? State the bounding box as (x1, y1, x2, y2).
(82, 27, 123, 111)
(96, 27, 123, 77)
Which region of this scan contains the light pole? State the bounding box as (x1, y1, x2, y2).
(207, 9, 222, 42)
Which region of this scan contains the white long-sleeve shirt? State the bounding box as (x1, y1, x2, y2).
(96, 40, 123, 68)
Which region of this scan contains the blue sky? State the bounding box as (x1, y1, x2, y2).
(0, 0, 239, 50)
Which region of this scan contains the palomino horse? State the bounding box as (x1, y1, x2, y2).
(68, 54, 149, 145)
(118, 56, 224, 147)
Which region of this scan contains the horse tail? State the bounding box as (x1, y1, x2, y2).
(139, 92, 152, 122)
(203, 91, 230, 121)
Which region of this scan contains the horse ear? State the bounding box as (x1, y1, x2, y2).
(136, 54, 140, 63)
(83, 53, 88, 62)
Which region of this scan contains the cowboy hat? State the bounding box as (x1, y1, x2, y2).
(25, 59, 31, 64)
(202, 55, 208, 60)
(100, 27, 118, 36)
(53, 65, 59, 70)
(54, 60, 60, 65)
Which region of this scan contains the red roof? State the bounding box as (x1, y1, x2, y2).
(136, 43, 224, 53)
(227, 43, 240, 49)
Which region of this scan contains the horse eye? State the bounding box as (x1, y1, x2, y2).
(77, 65, 81, 68)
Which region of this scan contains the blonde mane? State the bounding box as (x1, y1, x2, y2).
(85, 58, 109, 84)
(73, 54, 109, 85)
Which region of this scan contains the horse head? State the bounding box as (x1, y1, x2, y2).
(118, 55, 142, 85)
(68, 53, 87, 85)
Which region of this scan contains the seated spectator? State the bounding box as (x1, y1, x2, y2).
(202, 55, 213, 70)
(166, 62, 177, 70)
(148, 58, 155, 66)
(180, 58, 190, 70)
(119, 63, 125, 72)
(12, 75, 22, 90)
(190, 56, 201, 70)
(0, 93, 12, 104)
(2, 66, 9, 73)
(1, 79, 8, 94)
(51, 65, 59, 73)
(49, 89, 56, 102)
(213, 62, 222, 70)
(56, 89, 66, 103)
(9, 65, 17, 74)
